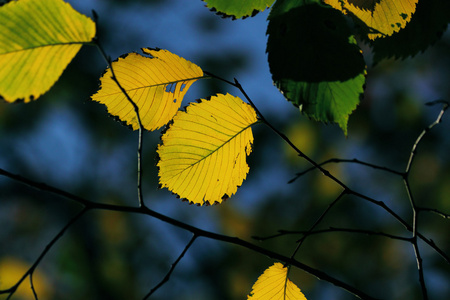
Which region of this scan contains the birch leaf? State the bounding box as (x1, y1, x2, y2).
(324, 0, 418, 39)
(91, 48, 204, 131)
(0, 0, 96, 102)
(157, 93, 257, 205)
(247, 263, 307, 300)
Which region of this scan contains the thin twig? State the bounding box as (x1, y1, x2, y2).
(230, 77, 349, 192)
(417, 207, 450, 219)
(405, 101, 448, 174)
(289, 158, 404, 183)
(347, 186, 449, 263)
(93, 37, 146, 209)
(228, 77, 450, 261)
(186, 74, 450, 266)
(30, 273, 38, 300)
(290, 191, 347, 259)
(255, 227, 413, 243)
(143, 235, 197, 299)
(401, 101, 448, 300)
(0, 209, 88, 298)
(216, 75, 450, 300)
(0, 168, 378, 300)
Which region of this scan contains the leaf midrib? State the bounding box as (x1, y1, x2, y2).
(165, 122, 256, 181)
(0, 41, 88, 55)
(95, 76, 206, 97)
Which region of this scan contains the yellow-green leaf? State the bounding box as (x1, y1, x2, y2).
(324, 0, 418, 39)
(247, 263, 307, 300)
(0, 0, 96, 102)
(157, 93, 257, 205)
(91, 48, 204, 131)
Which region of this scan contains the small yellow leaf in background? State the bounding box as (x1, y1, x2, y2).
(325, 0, 418, 39)
(248, 263, 307, 300)
(157, 93, 258, 205)
(0, 0, 96, 102)
(0, 257, 53, 299)
(91, 48, 204, 131)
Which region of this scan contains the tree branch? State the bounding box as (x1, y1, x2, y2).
(0, 167, 378, 300)
(290, 191, 347, 258)
(92, 35, 146, 209)
(289, 158, 404, 183)
(143, 234, 197, 299)
(401, 101, 448, 300)
(255, 227, 413, 243)
(0, 208, 88, 298)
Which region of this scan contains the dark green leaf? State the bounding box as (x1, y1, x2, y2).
(203, 0, 275, 19)
(267, 0, 366, 134)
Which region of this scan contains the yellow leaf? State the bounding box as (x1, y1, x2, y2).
(247, 263, 307, 300)
(157, 93, 258, 205)
(0, 256, 53, 298)
(0, 0, 96, 102)
(91, 48, 204, 131)
(324, 0, 418, 39)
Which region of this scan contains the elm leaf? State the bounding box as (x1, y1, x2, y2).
(157, 93, 258, 205)
(0, 0, 96, 102)
(91, 48, 204, 131)
(247, 263, 307, 300)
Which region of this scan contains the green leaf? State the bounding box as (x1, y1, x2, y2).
(247, 263, 307, 300)
(203, 0, 275, 19)
(157, 93, 258, 205)
(91, 48, 204, 131)
(371, 0, 450, 64)
(267, 0, 366, 134)
(0, 0, 96, 102)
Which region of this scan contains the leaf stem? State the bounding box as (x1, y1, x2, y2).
(92, 37, 146, 209)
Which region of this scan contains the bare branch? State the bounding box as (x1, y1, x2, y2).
(289, 158, 404, 183)
(255, 227, 413, 243)
(30, 273, 38, 300)
(405, 101, 448, 175)
(143, 235, 197, 299)
(291, 191, 347, 258)
(0, 209, 88, 297)
(417, 207, 450, 219)
(0, 167, 378, 300)
(402, 101, 448, 300)
(93, 38, 146, 209)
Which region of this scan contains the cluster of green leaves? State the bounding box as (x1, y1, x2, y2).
(0, 0, 448, 298)
(207, 0, 449, 134)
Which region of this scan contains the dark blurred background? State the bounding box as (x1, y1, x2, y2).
(0, 0, 449, 299)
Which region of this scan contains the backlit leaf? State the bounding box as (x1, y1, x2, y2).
(203, 0, 275, 19)
(247, 263, 307, 300)
(157, 93, 258, 205)
(91, 48, 204, 131)
(267, 0, 366, 134)
(371, 0, 450, 63)
(0, 0, 96, 102)
(324, 0, 418, 40)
